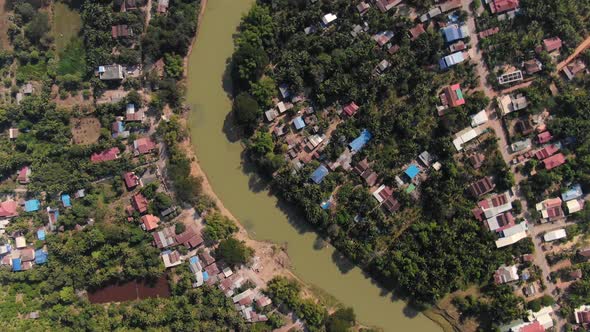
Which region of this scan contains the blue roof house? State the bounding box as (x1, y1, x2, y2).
(37, 229, 46, 241)
(35, 250, 48, 264)
(203, 271, 209, 281)
(310, 165, 329, 184)
(12, 258, 22, 271)
(562, 184, 583, 202)
(293, 116, 306, 130)
(442, 24, 469, 43)
(61, 194, 72, 208)
(405, 164, 420, 180)
(349, 129, 372, 153)
(24, 199, 41, 212)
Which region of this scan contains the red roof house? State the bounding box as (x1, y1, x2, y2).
(18, 166, 31, 184)
(131, 193, 149, 214)
(537, 131, 552, 144)
(490, 0, 519, 13)
(543, 37, 562, 53)
(519, 321, 545, 332)
(175, 226, 204, 249)
(543, 153, 566, 170)
(409, 24, 425, 41)
(141, 214, 160, 231)
(441, 84, 466, 107)
(469, 177, 495, 197)
(535, 144, 559, 160)
(133, 137, 157, 155)
(343, 102, 359, 117)
(382, 196, 400, 214)
(123, 172, 141, 190)
(91, 147, 120, 163)
(0, 200, 18, 218)
(479, 27, 499, 39)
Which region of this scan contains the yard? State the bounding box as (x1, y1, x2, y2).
(52, 2, 82, 54)
(0, 0, 11, 50)
(70, 117, 101, 145)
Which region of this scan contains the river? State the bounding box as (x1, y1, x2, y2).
(185, 0, 441, 331)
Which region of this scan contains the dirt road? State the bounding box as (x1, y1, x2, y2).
(557, 36, 590, 71)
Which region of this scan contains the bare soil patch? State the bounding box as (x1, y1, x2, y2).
(0, 0, 12, 50)
(71, 117, 101, 145)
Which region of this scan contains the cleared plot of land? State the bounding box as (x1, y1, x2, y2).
(52, 2, 82, 53)
(71, 117, 101, 145)
(56, 37, 86, 77)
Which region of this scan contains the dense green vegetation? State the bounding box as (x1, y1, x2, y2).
(231, 1, 520, 309)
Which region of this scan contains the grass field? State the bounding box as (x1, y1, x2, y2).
(17, 61, 48, 81)
(57, 37, 86, 77)
(52, 2, 82, 54)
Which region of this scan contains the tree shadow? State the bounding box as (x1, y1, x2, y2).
(222, 108, 242, 143)
(331, 249, 355, 274)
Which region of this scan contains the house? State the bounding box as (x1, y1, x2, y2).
(112, 121, 129, 138)
(498, 70, 523, 85)
(21, 248, 35, 262)
(0, 200, 18, 218)
(495, 222, 528, 248)
(15, 236, 26, 249)
(91, 147, 120, 163)
(354, 159, 370, 175)
(123, 172, 141, 190)
(349, 129, 372, 153)
(543, 37, 562, 53)
(419, 7, 442, 22)
(175, 225, 203, 249)
(471, 109, 488, 127)
(452, 126, 482, 151)
(9, 128, 19, 140)
(120, 0, 138, 11)
(468, 177, 495, 197)
(479, 27, 499, 39)
(24, 199, 40, 213)
(487, 212, 515, 232)
(98, 65, 124, 80)
(321, 13, 337, 27)
(374, 59, 391, 75)
(543, 228, 566, 242)
(111, 25, 133, 38)
(535, 144, 559, 160)
(125, 107, 145, 122)
(440, 84, 465, 107)
(523, 284, 536, 297)
(442, 24, 469, 43)
(356, 2, 370, 15)
(375, 0, 401, 12)
(157, 0, 169, 13)
(372, 185, 392, 203)
(276, 101, 293, 114)
(563, 59, 587, 80)
(537, 131, 552, 144)
(37, 229, 45, 241)
(362, 170, 378, 186)
(498, 94, 528, 116)
(469, 153, 486, 169)
(35, 249, 47, 264)
(264, 109, 278, 122)
(372, 31, 394, 47)
(562, 184, 583, 202)
(418, 151, 434, 168)
(293, 117, 306, 131)
(575, 305, 590, 324)
(449, 41, 466, 52)
(536, 197, 564, 221)
(12, 258, 22, 271)
(133, 137, 157, 155)
(131, 193, 149, 214)
(476, 192, 513, 220)
(409, 24, 426, 41)
(343, 102, 359, 117)
(141, 214, 160, 231)
(489, 0, 519, 14)
(571, 269, 583, 280)
(523, 59, 543, 75)
(404, 164, 420, 181)
(388, 44, 401, 55)
(527, 306, 554, 330)
(18, 166, 31, 184)
(161, 250, 182, 268)
(61, 194, 71, 208)
(310, 165, 329, 184)
(542, 153, 566, 170)
(494, 265, 519, 284)
(439, 52, 466, 69)
(511, 139, 531, 153)
(382, 196, 401, 214)
(153, 226, 177, 249)
(566, 200, 583, 214)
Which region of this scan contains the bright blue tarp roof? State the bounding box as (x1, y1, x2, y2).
(293, 116, 306, 130)
(405, 164, 420, 180)
(61, 194, 71, 207)
(24, 199, 40, 212)
(310, 165, 329, 184)
(35, 250, 48, 264)
(349, 129, 372, 152)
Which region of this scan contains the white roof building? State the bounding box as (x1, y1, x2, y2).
(321, 13, 337, 26)
(470, 110, 489, 127)
(495, 222, 528, 248)
(15, 236, 26, 249)
(527, 306, 554, 330)
(567, 200, 583, 214)
(453, 127, 483, 151)
(544, 229, 566, 242)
